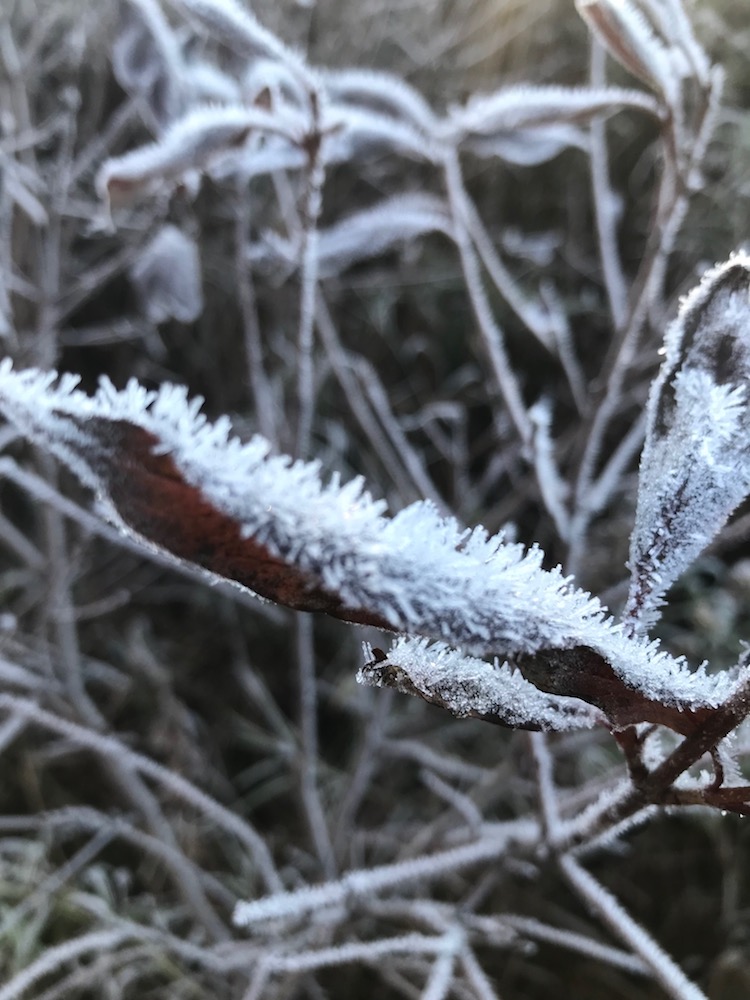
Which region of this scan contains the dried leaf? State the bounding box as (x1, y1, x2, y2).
(576, 0, 677, 99)
(97, 104, 302, 207)
(627, 255, 750, 630)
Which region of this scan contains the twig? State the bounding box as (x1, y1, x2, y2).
(559, 854, 708, 1000)
(296, 612, 337, 877)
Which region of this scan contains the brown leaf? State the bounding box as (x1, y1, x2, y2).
(81, 416, 391, 629)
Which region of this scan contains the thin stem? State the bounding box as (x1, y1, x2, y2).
(559, 855, 708, 1000)
(0, 693, 282, 892)
(441, 147, 532, 450)
(567, 153, 686, 576)
(529, 732, 562, 847)
(315, 295, 430, 503)
(0, 930, 136, 1000)
(589, 39, 628, 332)
(235, 183, 278, 446)
(296, 612, 336, 878)
(234, 819, 538, 927)
(296, 92, 325, 459)
(37, 453, 103, 728)
(334, 685, 392, 855)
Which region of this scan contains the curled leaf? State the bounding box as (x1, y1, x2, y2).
(169, 0, 304, 73)
(465, 125, 589, 165)
(320, 67, 437, 134)
(576, 0, 676, 98)
(97, 104, 303, 208)
(627, 255, 750, 630)
(439, 84, 661, 147)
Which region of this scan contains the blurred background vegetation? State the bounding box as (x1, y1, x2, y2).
(2, 0, 750, 997)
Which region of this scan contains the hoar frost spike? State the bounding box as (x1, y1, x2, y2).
(626, 254, 750, 631)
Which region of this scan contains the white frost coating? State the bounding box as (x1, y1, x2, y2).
(438, 85, 660, 145)
(0, 363, 736, 712)
(320, 67, 438, 134)
(358, 638, 602, 732)
(313, 194, 453, 275)
(628, 254, 750, 630)
(465, 124, 590, 166)
(168, 0, 311, 83)
(96, 104, 305, 205)
(576, 0, 679, 102)
(247, 194, 454, 278)
(326, 105, 438, 164)
(234, 820, 537, 927)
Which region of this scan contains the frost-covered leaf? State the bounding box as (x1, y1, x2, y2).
(241, 59, 309, 111)
(465, 124, 589, 165)
(638, 0, 710, 85)
(248, 194, 453, 277)
(130, 224, 203, 323)
(326, 105, 437, 164)
(359, 638, 604, 732)
(168, 0, 306, 75)
(627, 255, 750, 630)
(208, 137, 308, 182)
(439, 85, 660, 147)
(576, 0, 678, 101)
(320, 67, 438, 134)
(0, 365, 736, 726)
(113, 0, 185, 127)
(97, 104, 303, 207)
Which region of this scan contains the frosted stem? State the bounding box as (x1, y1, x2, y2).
(559, 855, 708, 1000)
(295, 91, 325, 459)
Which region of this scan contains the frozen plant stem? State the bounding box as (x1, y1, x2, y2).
(568, 152, 684, 577)
(315, 295, 425, 500)
(295, 88, 325, 459)
(0, 693, 282, 892)
(589, 38, 628, 331)
(296, 613, 336, 877)
(568, 66, 723, 577)
(235, 184, 278, 446)
(559, 855, 708, 1000)
(37, 454, 102, 728)
(530, 732, 562, 846)
(0, 929, 137, 1000)
(441, 148, 532, 452)
(234, 820, 537, 927)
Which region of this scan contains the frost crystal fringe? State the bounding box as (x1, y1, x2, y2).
(0, 362, 735, 727)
